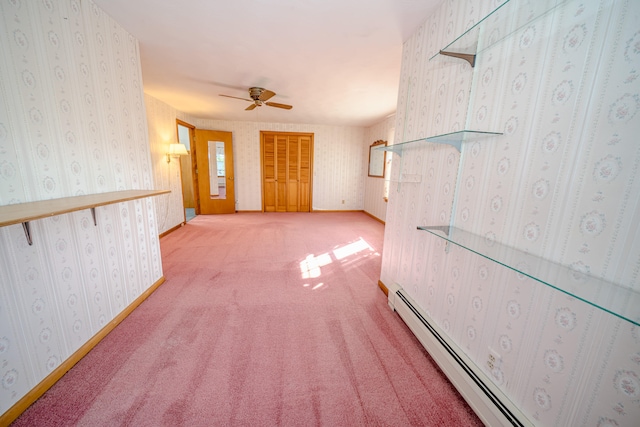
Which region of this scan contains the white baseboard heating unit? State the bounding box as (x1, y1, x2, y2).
(387, 284, 532, 427)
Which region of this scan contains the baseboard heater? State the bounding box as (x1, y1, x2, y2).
(387, 284, 532, 427)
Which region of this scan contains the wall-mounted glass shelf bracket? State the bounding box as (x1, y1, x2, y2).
(429, 0, 568, 67)
(380, 130, 502, 154)
(438, 50, 477, 68)
(417, 225, 640, 326)
(378, 144, 403, 155)
(420, 225, 451, 235)
(0, 190, 170, 246)
(427, 130, 502, 151)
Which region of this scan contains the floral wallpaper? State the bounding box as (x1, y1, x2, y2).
(0, 0, 161, 415)
(363, 115, 395, 222)
(146, 94, 385, 223)
(188, 117, 366, 212)
(144, 94, 186, 233)
(381, 0, 640, 425)
(147, 92, 384, 223)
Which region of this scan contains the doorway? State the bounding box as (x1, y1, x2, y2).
(176, 120, 196, 221)
(194, 129, 236, 214)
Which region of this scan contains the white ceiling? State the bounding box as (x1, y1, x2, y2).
(93, 0, 443, 127)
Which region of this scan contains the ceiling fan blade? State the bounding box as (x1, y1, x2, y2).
(245, 103, 257, 111)
(258, 89, 276, 102)
(219, 94, 252, 102)
(265, 101, 292, 110)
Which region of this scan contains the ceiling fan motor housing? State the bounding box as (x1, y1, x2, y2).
(249, 87, 265, 101)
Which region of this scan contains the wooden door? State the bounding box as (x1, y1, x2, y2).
(276, 135, 287, 212)
(263, 133, 277, 212)
(298, 135, 311, 212)
(194, 129, 235, 214)
(287, 136, 299, 212)
(261, 131, 313, 212)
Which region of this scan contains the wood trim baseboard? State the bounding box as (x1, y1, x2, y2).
(159, 222, 185, 238)
(378, 279, 389, 296)
(311, 209, 365, 213)
(363, 211, 385, 224)
(0, 276, 166, 426)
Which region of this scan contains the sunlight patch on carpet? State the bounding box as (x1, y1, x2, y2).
(333, 237, 373, 260)
(300, 238, 375, 280)
(300, 253, 332, 278)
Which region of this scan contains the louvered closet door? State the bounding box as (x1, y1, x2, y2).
(276, 135, 287, 212)
(261, 131, 313, 212)
(298, 136, 311, 212)
(263, 133, 276, 212)
(287, 136, 299, 212)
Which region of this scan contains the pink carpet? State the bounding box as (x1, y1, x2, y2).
(12, 212, 482, 426)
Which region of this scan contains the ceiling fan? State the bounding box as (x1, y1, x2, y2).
(219, 87, 293, 111)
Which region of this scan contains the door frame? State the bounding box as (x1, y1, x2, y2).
(176, 119, 198, 215)
(260, 131, 314, 212)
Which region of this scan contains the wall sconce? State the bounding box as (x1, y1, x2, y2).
(166, 143, 188, 163)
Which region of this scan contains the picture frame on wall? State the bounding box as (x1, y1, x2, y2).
(368, 140, 387, 178)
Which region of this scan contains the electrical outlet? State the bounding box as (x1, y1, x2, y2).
(486, 360, 494, 370)
(341, 199, 345, 204)
(488, 347, 502, 369)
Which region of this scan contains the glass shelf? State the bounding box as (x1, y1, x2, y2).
(379, 130, 502, 154)
(418, 225, 640, 326)
(429, 0, 568, 67)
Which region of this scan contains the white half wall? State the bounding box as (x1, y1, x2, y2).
(0, 0, 162, 415)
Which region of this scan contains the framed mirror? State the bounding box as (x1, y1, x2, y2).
(368, 140, 387, 178)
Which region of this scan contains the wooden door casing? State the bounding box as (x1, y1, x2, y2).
(176, 120, 196, 214)
(261, 131, 313, 212)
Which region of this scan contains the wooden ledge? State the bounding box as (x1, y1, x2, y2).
(0, 189, 170, 245)
(0, 190, 170, 227)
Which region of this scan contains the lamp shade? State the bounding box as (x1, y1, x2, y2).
(169, 143, 188, 156)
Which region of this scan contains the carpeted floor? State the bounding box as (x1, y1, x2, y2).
(12, 212, 482, 426)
